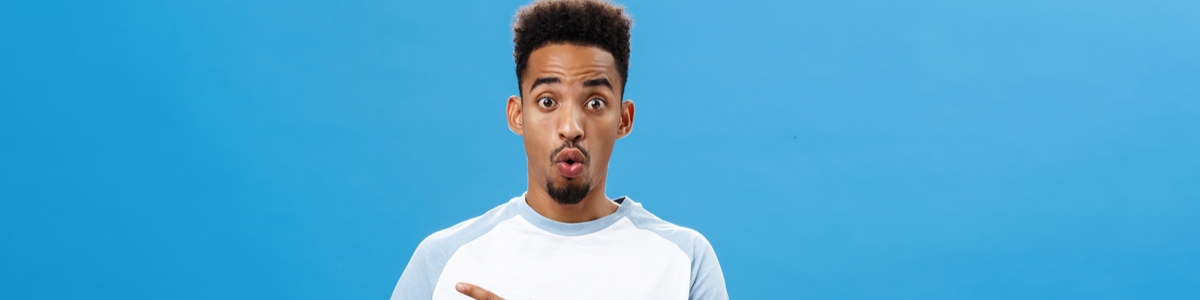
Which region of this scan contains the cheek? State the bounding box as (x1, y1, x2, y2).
(522, 130, 555, 164)
(523, 114, 557, 138)
(591, 117, 623, 139)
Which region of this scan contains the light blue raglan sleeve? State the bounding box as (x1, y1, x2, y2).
(391, 233, 455, 300)
(391, 238, 439, 300)
(390, 216, 487, 300)
(687, 233, 729, 300)
(625, 203, 729, 300)
(391, 220, 493, 300)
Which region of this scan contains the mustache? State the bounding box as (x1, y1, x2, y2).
(549, 140, 591, 163)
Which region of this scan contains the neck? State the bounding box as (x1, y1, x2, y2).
(525, 178, 619, 223)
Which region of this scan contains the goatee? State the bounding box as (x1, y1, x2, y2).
(547, 181, 590, 205)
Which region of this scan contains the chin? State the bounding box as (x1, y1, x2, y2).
(546, 174, 592, 205)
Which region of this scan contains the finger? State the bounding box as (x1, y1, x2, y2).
(456, 282, 504, 300)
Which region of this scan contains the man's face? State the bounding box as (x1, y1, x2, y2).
(506, 43, 634, 204)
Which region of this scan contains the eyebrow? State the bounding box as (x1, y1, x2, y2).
(583, 78, 613, 92)
(529, 77, 560, 93)
(528, 77, 614, 94)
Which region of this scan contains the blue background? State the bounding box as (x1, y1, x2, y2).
(2, 0, 1197, 299)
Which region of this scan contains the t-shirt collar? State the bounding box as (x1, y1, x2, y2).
(512, 192, 635, 237)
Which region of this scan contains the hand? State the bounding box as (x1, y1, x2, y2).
(456, 282, 505, 300)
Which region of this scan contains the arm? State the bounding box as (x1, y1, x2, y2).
(390, 245, 438, 300)
(689, 234, 729, 300)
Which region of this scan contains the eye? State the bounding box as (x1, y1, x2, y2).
(586, 98, 606, 110)
(537, 96, 556, 108)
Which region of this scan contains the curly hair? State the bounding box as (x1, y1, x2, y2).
(512, 0, 633, 96)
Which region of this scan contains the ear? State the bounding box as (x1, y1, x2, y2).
(617, 99, 635, 139)
(507, 95, 524, 136)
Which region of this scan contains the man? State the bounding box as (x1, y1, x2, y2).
(390, 0, 728, 299)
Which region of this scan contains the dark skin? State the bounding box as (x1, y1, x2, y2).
(456, 43, 636, 299)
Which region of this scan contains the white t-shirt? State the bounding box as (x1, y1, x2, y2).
(390, 193, 728, 300)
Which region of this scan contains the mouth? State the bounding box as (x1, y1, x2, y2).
(554, 148, 587, 179)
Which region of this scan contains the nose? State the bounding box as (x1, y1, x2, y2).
(557, 104, 585, 143)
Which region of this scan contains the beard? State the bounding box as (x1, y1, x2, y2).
(546, 180, 590, 205)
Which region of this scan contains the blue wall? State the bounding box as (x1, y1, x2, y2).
(1, 0, 1197, 299)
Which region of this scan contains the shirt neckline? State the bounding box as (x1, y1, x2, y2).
(512, 192, 635, 237)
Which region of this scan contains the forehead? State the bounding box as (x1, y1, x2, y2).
(523, 43, 621, 87)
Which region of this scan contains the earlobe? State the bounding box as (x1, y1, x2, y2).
(507, 95, 524, 136)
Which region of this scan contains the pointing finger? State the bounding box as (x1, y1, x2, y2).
(456, 282, 504, 300)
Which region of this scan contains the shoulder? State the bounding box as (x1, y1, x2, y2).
(391, 200, 519, 300)
(413, 201, 519, 259)
(621, 199, 728, 299)
(622, 201, 716, 261)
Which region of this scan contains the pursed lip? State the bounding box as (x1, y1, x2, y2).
(554, 148, 588, 165)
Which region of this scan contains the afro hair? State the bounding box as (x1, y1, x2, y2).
(512, 0, 633, 96)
